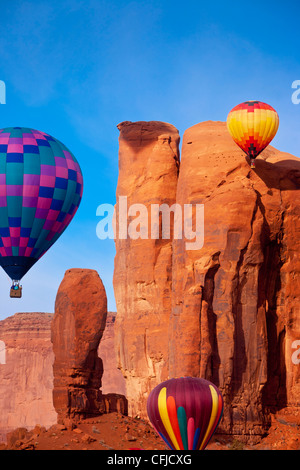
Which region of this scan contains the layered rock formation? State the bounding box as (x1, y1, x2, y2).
(113, 120, 300, 439)
(51, 268, 108, 424)
(0, 312, 57, 442)
(113, 121, 180, 417)
(0, 305, 125, 442)
(0, 121, 298, 444)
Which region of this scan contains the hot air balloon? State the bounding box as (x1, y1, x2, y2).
(0, 127, 83, 297)
(227, 101, 279, 168)
(147, 377, 223, 451)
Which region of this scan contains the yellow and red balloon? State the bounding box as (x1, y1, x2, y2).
(227, 101, 279, 168)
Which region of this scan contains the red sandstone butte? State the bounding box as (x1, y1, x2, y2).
(51, 268, 108, 424)
(169, 121, 300, 439)
(113, 121, 180, 417)
(0, 312, 57, 442)
(113, 120, 300, 441)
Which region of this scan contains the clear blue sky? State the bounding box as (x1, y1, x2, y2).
(0, 0, 299, 320)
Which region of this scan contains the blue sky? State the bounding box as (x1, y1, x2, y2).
(0, 0, 299, 320)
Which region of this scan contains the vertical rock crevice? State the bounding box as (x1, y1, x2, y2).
(199, 253, 221, 384)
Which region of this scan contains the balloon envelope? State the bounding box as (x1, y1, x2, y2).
(0, 127, 83, 281)
(147, 377, 223, 450)
(227, 100, 279, 160)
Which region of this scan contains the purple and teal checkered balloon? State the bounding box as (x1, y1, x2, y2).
(0, 127, 83, 281)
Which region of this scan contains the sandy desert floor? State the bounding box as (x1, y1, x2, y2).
(0, 410, 299, 451)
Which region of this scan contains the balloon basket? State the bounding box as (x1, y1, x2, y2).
(10, 283, 22, 298)
(250, 160, 256, 169)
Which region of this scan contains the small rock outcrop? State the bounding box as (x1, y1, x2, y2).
(51, 268, 108, 425)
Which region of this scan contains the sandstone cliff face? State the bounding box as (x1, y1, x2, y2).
(98, 312, 126, 397)
(0, 313, 57, 442)
(169, 121, 300, 437)
(114, 120, 300, 438)
(51, 269, 108, 424)
(113, 121, 180, 417)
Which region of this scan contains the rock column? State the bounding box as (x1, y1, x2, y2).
(113, 121, 180, 417)
(51, 268, 107, 424)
